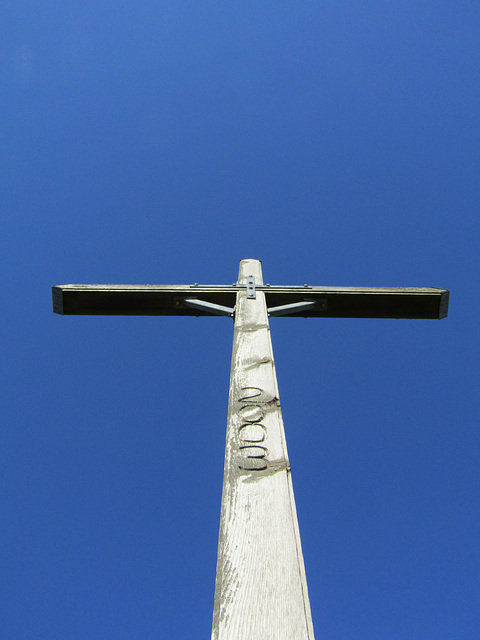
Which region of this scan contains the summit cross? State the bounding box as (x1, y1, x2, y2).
(52, 259, 449, 640)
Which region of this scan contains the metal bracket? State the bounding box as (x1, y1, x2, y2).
(183, 298, 235, 317)
(247, 276, 256, 299)
(268, 300, 318, 317)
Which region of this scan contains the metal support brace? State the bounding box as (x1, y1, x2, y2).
(268, 300, 318, 317)
(183, 298, 235, 317)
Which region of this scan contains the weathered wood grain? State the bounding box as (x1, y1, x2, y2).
(211, 260, 315, 640)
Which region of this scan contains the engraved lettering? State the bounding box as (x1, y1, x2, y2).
(238, 423, 266, 443)
(238, 387, 264, 401)
(236, 386, 270, 471)
(238, 387, 272, 404)
(238, 445, 268, 471)
(238, 405, 264, 423)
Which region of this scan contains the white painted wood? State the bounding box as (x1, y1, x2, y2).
(212, 260, 315, 640)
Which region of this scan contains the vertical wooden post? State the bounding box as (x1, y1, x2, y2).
(212, 259, 315, 640)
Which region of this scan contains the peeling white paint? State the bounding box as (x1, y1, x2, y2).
(211, 260, 315, 640)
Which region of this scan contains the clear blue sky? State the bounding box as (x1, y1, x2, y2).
(2, 2, 479, 638)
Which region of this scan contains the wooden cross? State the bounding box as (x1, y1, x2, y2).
(52, 259, 449, 640)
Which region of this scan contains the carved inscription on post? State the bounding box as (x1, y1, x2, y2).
(236, 387, 272, 471)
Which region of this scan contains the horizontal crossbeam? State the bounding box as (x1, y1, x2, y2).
(52, 284, 449, 319)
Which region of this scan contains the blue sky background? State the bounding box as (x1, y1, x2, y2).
(1, 2, 479, 638)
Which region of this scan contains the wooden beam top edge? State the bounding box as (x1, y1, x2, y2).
(53, 284, 449, 295)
